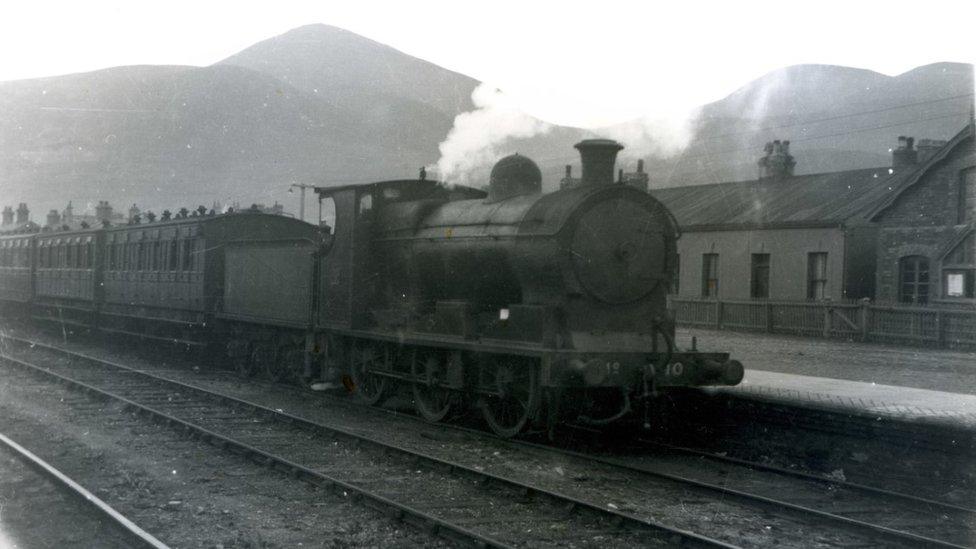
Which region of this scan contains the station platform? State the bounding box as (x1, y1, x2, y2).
(711, 369, 976, 429)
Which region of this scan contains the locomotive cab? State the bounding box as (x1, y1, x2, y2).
(312, 140, 743, 437)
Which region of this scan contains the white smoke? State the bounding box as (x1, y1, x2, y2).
(434, 84, 551, 183)
(602, 107, 700, 162)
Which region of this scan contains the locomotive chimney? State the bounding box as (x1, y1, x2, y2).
(574, 139, 624, 186)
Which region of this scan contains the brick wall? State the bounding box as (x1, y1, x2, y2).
(874, 132, 975, 303)
(876, 225, 960, 301)
(878, 144, 974, 227)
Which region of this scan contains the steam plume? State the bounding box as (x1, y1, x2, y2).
(602, 108, 699, 161)
(434, 84, 551, 183)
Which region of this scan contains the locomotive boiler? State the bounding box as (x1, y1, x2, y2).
(310, 139, 743, 436)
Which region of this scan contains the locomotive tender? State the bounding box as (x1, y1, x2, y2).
(0, 139, 743, 437)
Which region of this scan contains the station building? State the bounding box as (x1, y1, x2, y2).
(650, 140, 904, 302)
(646, 122, 975, 306)
(866, 124, 975, 306)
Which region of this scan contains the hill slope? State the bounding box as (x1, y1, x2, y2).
(0, 22, 970, 218)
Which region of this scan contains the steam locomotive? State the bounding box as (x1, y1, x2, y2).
(0, 139, 743, 437)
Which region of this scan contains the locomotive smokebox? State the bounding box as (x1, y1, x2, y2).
(575, 139, 624, 186)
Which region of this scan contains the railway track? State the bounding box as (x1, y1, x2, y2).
(2, 331, 973, 548)
(0, 431, 169, 549)
(0, 334, 732, 548)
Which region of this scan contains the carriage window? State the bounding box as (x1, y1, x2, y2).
(137, 242, 146, 270)
(152, 240, 161, 271)
(319, 196, 336, 234)
(358, 193, 373, 217)
(168, 239, 178, 270)
(181, 239, 192, 271)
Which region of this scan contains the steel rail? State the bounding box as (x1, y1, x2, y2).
(7, 332, 972, 548)
(0, 432, 171, 549)
(0, 339, 737, 549)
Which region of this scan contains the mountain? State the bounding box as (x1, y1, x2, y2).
(219, 24, 478, 118)
(0, 63, 447, 216)
(0, 21, 970, 219)
(654, 62, 974, 185)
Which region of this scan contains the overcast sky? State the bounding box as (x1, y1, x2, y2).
(2, 0, 973, 127)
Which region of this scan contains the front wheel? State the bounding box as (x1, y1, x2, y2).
(411, 349, 455, 423)
(348, 340, 391, 406)
(480, 358, 540, 438)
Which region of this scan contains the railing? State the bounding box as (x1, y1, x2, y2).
(670, 297, 976, 349)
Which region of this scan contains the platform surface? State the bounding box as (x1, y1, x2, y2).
(714, 369, 976, 427)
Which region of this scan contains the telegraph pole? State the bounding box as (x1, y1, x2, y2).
(289, 183, 316, 222)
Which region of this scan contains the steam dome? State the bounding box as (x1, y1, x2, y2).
(488, 154, 542, 202)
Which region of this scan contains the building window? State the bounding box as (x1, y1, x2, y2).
(898, 255, 929, 304)
(671, 254, 680, 295)
(750, 253, 770, 299)
(807, 252, 828, 300)
(960, 168, 975, 224)
(701, 253, 719, 297)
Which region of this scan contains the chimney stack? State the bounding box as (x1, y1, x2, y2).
(574, 139, 624, 186)
(46, 209, 61, 228)
(1, 206, 12, 226)
(916, 138, 947, 164)
(891, 135, 918, 168)
(565, 165, 572, 178)
(15, 203, 29, 225)
(757, 139, 796, 179)
(637, 159, 644, 173)
(96, 201, 113, 223)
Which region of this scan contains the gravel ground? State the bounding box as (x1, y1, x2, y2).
(678, 328, 976, 393)
(0, 439, 137, 548)
(0, 364, 446, 549)
(4, 332, 932, 548)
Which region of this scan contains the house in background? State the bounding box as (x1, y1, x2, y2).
(867, 123, 975, 306)
(650, 139, 912, 302)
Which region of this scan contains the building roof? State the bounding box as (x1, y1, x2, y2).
(650, 167, 909, 231)
(867, 123, 975, 221)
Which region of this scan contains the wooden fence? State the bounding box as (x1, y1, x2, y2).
(669, 297, 976, 349)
